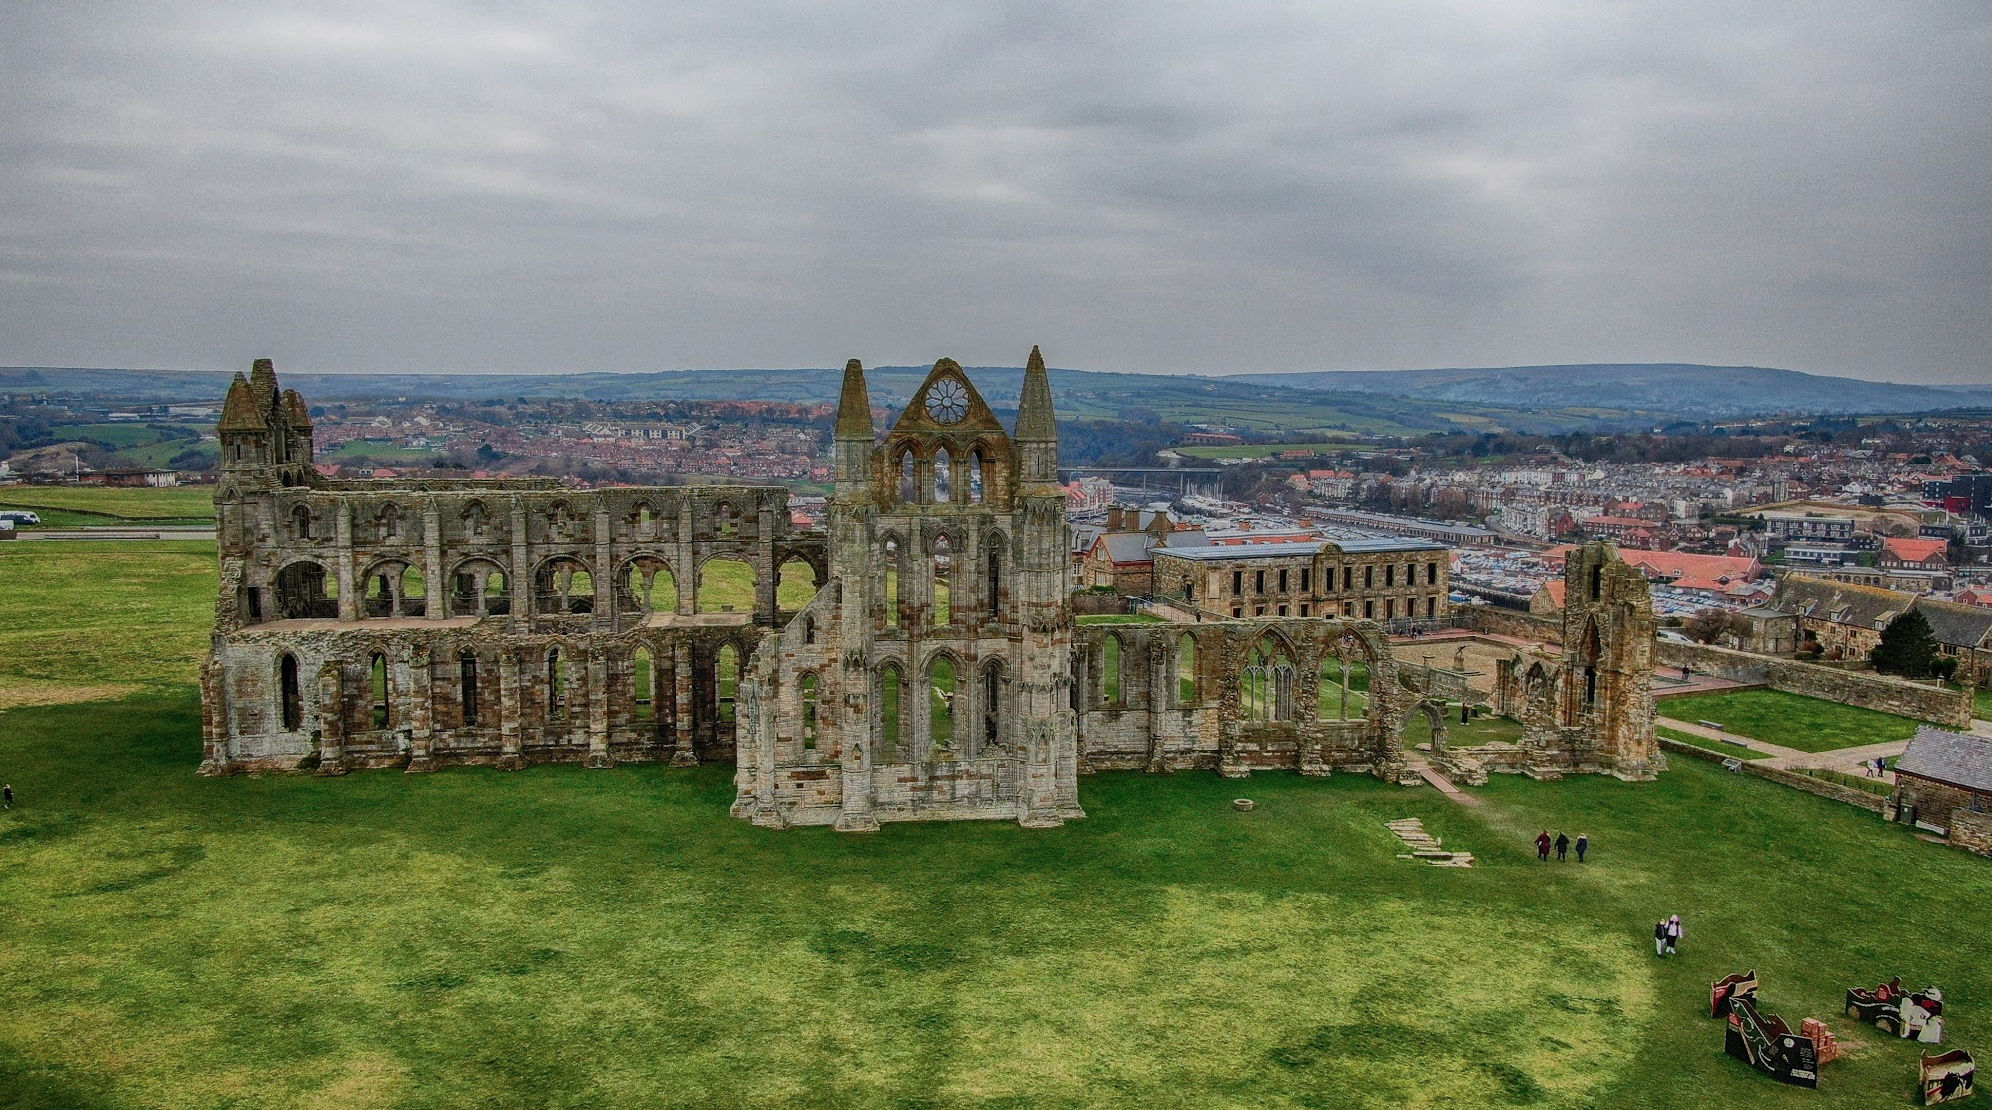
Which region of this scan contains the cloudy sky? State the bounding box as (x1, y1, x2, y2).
(3, 1, 1988, 382)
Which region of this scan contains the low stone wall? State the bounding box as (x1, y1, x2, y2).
(1947, 808, 1992, 858)
(1071, 590, 1127, 617)
(1459, 605, 1560, 642)
(1655, 735, 1887, 813)
(1654, 640, 1968, 727)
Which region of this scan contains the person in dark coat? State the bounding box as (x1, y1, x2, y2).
(1654, 920, 1668, 956)
(1575, 833, 1589, 862)
(2, 784, 11, 810)
(1554, 832, 1570, 861)
(1535, 830, 1552, 861)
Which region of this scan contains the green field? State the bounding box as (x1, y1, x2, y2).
(2, 544, 1989, 1109)
(0, 540, 215, 708)
(0, 485, 217, 525)
(1655, 689, 1921, 753)
(323, 439, 449, 464)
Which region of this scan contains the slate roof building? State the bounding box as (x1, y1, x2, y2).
(1891, 726, 1992, 835)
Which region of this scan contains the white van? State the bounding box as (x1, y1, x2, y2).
(0, 510, 40, 526)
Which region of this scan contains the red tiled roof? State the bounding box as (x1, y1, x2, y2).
(1883, 537, 1949, 563)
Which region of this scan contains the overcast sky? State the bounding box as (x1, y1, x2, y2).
(3, 2, 1988, 383)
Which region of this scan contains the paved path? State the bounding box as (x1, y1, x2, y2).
(14, 527, 214, 542)
(1404, 754, 1481, 806)
(1658, 715, 1910, 781)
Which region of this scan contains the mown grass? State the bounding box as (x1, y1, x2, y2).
(0, 485, 216, 522)
(3, 541, 1989, 1109)
(0, 540, 216, 708)
(3, 695, 1988, 1109)
(1655, 689, 1921, 753)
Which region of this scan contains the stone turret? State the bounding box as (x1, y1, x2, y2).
(833, 358, 874, 500)
(218, 370, 271, 472)
(1014, 345, 1059, 486)
(281, 389, 314, 468)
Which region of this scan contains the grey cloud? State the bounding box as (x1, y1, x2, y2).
(0, 0, 1987, 382)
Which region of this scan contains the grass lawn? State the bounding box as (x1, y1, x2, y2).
(0, 485, 217, 524)
(0, 540, 216, 709)
(1656, 726, 1771, 760)
(4, 542, 1991, 1109)
(1654, 689, 1921, 753)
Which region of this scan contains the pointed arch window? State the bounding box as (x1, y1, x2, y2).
(370, 653, 391, 730)
(800, 672, 820, 749)
(1102, 635, 1124, 706)
(1176, 634, 1197, 705)
(883, 538, 901, 629)
(460, 651, 480, 726)
(291, 504, 312, 540)
(279, 653, 303, 731)
(547, 647, 568, 721)
(879, 664, 904, 761)
(929, 654, 957, 756)
(1243, 640, 1295, 722)
(633, 646, 655, 720)
(968, 449, 986, 503)
(900, 451, 917, 504)
(931, 533, 952, 627)
(934, 447, 953, 503)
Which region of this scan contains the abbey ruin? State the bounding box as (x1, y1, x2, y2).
(201, 351, 1660, 828)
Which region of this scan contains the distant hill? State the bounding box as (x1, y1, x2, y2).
(5, 360, 1989, 433)
(1220, 364, 1992, 419)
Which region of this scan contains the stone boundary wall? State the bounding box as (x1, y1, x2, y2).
(1948, 809, 1992, 858)
(1459, 605, 1560, 642)
(1071, 590, 1127, 616)
(1654, 640, 1968, 727)
(1656, 735, 1886, 813)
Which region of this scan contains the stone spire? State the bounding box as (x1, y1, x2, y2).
(833, 359, 875, 498)
(1014, 345, 1057, 442)
(248, 357, 280, 417)
(834, 359, 873, 440)
(218, 373, 267, 432)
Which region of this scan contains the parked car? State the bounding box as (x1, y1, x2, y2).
(0, 510, 41, 526)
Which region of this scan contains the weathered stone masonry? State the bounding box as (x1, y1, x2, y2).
(202, 359, 824, 775)
(204, 352, 1662, 829)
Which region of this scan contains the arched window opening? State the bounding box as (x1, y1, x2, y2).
(981, 662, 1004, 750)
(363, 568, 399, 618)
(547, 648, 568, 721)
(279, 654, 303, 731)
(620, 556, 677, 615)
(696, 556, 756, 614)
(369, 653, 390, 730)
(1102, 635, 1124, 705)
(376, 503, 401, 542)
(276, 561, 337, 620)
(1176, 634, 1197, 705)
(715, 501, 739, 539)
(934, 447, 953, 503)
(462, 501, 487, 538)
(777, 556, 818, 612)
(460, 651, 480, 726)
(968, 449, 986, 503)
(1243, 640, 1295, 722)
(1582, 625, 1602, 709)
(633, 646, 654, 720)
(986, 547, 1002, 618)
(883, 539, 901, 629)
(535, 557, 595, 615)
(1318, 645, 1369, 721)
(801, 615, 816, 645)
(400, 563, 426, 615)
(931, 533, 952, 627)
(879, 665, 904, 761)
(929, 655, 957, 757)
(290, 504, 312, 540)
(800, 672, 820, 749)
(900, 451, 917, 504)
(635, 502, 654, 531)
(715, 644, 739, 736)
(484, 570, 510, 616)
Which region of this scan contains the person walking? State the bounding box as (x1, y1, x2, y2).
(1535, 830, 1552, 861)
(1665, 915, 1683, 956)
(1654, 919, 1668, 956)
(1575, 833, 1589, 862)
(1554, 832, 1570, 861)
(2, 784, 10, 810)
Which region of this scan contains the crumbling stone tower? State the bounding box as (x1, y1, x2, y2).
(1492, 540, 1661, 781)
(732, 348, 1084, 829)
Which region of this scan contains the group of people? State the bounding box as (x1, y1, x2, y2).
(1863, 757, 1892, 778)
(1533, 829, 1588, 862)
(1653, 914, 1684, 956)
